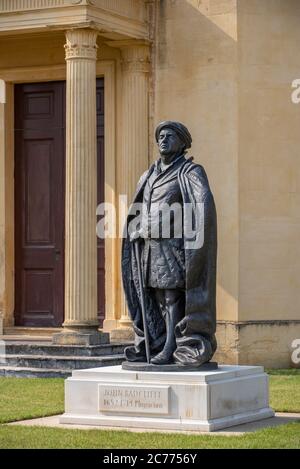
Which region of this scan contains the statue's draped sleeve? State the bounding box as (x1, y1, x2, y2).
(174, 162, 217, 366)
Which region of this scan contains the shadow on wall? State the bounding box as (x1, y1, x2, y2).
(155, 0, 239, 316)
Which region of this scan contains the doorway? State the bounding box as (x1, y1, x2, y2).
(14, 78, 105, 327)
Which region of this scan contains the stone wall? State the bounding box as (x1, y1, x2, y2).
(153, 0, 240, 327)
(153, 0, 300, 367)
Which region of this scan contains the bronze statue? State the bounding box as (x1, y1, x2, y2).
(122, 121, 217, 369)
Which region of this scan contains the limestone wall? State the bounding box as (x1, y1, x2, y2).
(236, 0, 300, 366)
(153, 0, 240, 323)
(238, 0, 300, 321)
(153, 0, 300, 366)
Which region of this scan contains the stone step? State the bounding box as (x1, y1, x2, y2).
(0, 335, 53, 342)
(2, 342, 129, 357)
(4, 327, 62, 334)
(0, 366, 72, 379)
(0, 353, 125, 370)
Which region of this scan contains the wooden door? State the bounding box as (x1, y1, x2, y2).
(14, 79, 105, 327)
(14, 81, 65, 327)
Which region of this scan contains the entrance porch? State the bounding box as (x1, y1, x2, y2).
(0, 0, 152, 345)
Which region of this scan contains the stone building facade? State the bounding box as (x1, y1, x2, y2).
(0, 0, 299, 367)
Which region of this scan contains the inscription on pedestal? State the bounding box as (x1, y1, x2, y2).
(99, 383, 170, 415)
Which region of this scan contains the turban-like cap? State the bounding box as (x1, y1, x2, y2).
(155, 121, 192, 149)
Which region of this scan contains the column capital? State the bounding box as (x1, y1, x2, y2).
(65, 28, 98, 61)
(107, 40, 150, 73)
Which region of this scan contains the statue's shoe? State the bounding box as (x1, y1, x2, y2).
(150, 350, 174, 365)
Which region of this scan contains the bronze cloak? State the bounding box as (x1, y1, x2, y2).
(121, 158, 217, 366)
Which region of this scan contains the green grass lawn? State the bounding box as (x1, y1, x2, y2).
(0, 377, 64, 424)
(268, 369, 300, 413)
(0, 421, 299, 449)
(0, 369, 299, 449)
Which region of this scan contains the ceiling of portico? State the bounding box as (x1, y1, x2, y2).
(0, 29, 122, 70)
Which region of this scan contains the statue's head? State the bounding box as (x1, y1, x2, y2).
(155, 121, 192, 158)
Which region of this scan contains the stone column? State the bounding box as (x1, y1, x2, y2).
(109, 41, 150, 340)
(0, 82, 14, 329)
(53, 29, 108, 346)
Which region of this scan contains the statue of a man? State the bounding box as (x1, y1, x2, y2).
(122, 121, 217, 368)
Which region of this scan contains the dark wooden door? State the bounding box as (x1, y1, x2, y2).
(97, 78, 105, 327)
(14, 79, 105, 327)
(14, 81, 65, 327)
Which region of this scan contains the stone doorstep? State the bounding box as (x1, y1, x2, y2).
(3, 327, 63, 337)
(6, 413, 300, 436)
(0, 355, 126, 378)
(1, 342, 130, 354)
(0, 341, 131, 377)
(0, 353, 125, 362)
(0, 335, 53, 342)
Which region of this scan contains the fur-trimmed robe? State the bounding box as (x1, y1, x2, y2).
(121, 157, 217, 366)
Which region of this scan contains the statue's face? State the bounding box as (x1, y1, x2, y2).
(158, 128, 184, 157)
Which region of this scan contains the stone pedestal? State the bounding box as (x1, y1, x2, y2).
(60, 364, 274, 432)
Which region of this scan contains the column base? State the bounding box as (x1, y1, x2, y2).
(52, 330, 109, 346)
(102, 319, 119, 333)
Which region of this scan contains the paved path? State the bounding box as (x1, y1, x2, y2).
(6, 412, 300, 436)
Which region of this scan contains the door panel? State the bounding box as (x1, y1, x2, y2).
(14, 79, 105, 327)
(15, 82, 65, 327)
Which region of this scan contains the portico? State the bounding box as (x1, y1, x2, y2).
(0, 0, 152, 343)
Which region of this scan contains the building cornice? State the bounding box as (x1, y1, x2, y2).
(0, 0, 149, 40)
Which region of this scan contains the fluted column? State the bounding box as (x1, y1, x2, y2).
(119, 42, 150, 202)
(53, 28, 108, 346)
(112, 41, 150, 337)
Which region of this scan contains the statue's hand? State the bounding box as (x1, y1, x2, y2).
(129, 228, 144, 243)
